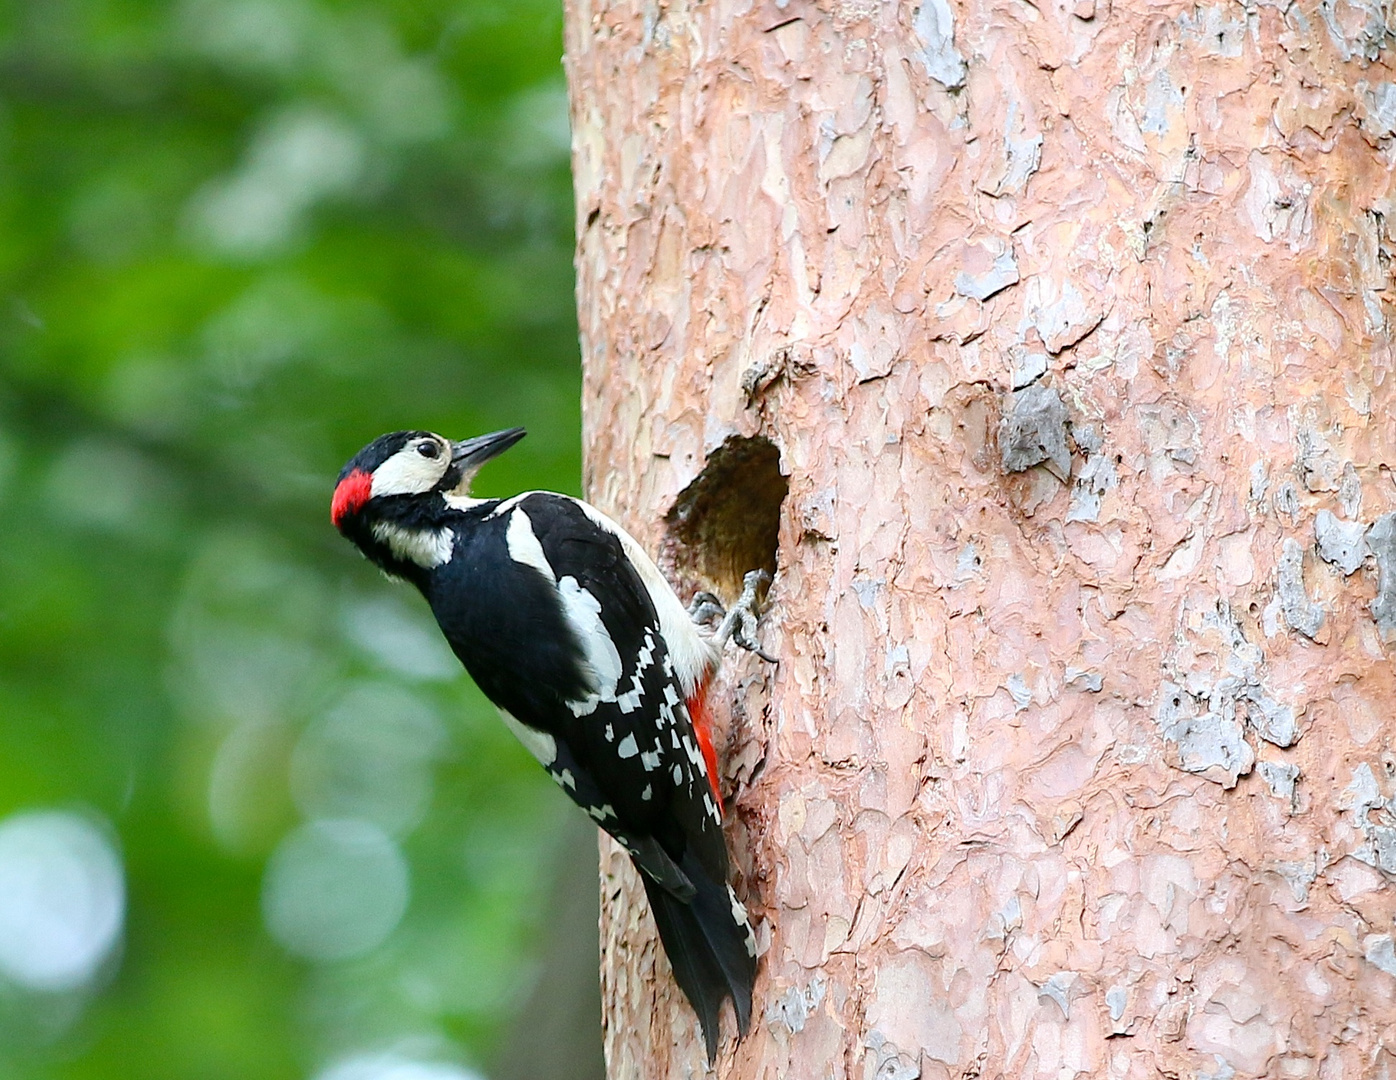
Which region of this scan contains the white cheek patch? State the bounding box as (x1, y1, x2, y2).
(371, 445, 449, 498)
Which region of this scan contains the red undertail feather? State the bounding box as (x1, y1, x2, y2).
(332, 468, 373, 527)
(686, 681, 723, 814)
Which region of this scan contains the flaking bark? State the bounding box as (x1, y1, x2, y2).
(564, 0, 1396, 1076)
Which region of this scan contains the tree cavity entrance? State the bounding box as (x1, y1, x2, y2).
(664, 436, 787, 603)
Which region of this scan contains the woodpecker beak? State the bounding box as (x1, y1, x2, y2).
(451, 427, 526, 470)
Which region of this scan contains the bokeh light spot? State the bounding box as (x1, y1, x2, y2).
(262, 819, 408, 962)
(186, 105, 366, 258)
(341, 595, 458, 682)
(0, 810, 125, 992)
(313, 1052, 485, 1080)
(290, 683, 446, 837)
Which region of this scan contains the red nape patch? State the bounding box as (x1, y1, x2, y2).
(331, 468, 373, 527)
(686, 682, 724, 815)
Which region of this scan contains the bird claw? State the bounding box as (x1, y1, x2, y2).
(715, 570, 776, 663)
(687, 590, 726, 629)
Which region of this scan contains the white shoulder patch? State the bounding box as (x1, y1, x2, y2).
(442, 493, 489, 512)
(558, 575, 623, 716)
(371, 521, 454, 568)
(484, 492, 534, 519)
(571, 500, 718, 694)
(505, 507, 556, 583)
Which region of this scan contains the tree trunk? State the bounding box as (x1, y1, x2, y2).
(564, 0, 1396, 1077)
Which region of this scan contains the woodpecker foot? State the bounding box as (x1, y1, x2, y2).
(714, 570, 776, 663)
(687, 591, 726, 630)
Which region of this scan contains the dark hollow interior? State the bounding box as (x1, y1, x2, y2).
(663, 436, 787, 603)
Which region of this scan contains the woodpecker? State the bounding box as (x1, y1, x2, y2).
(331, 427, 767, 1061)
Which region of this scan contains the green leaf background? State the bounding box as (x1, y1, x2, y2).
(0, 0, 590, 1076)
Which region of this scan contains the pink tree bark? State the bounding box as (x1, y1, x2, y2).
(564, 0, 1396, 1076)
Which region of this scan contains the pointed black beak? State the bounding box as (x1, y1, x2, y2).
(451, 427, 526, 469)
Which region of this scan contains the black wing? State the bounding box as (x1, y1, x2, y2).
(425, 492, 728, 887)
(509, 495, 755, 1057)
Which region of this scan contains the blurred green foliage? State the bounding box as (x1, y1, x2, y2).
(0, 0, 585, 1076)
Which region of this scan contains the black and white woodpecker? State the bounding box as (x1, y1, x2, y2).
(332, 427, 767, 1062)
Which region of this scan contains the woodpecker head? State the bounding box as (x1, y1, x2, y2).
(332, 426, 526, 540)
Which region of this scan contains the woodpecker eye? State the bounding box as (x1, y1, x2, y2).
(417, 441, 440, 459)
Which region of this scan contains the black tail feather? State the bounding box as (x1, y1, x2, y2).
(639, 852, 756, 1063)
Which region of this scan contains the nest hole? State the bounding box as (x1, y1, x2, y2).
(663, 436, 787, 603)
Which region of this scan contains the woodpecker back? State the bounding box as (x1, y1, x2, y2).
(331, 427, 756, 1061)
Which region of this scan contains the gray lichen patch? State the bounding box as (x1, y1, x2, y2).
(913, 0, 966, 88)
(1258, 760, 1300, 811)
(1245, 689, 1297, 748)
(764, 975, 826, 1035)
(1314, 510, 1370, 576)
(1367, 513, 1396, 641)
(1157, 682, 1255, 787)
(1010, 350, 1048, 390)
(1065, 667, 1103, 692)
(1274, 855, 1322, 904)
(1343, 762, 1382, 825)
(1321, 0, 1393, 62)
(1021, 276, 1097, 352)
(1157, 600, 1301, 787)
(1066, 452, 1117, 523)
(954, 245, 1019, 302)
(1367, 935, 1396, 980)
(1249, 461, 1269, 507)
(1366, 828, 1396, 877)
(1006, 672, 1033, 710)
(1276, 538, 1325, 640)
(999, 384, 1071, 480)
(1035, 971, 1081, 1020)
(1342, 763, 1396, 877)
(1295, 423, 1344, 493)
(1137, 401, 1200, 474)
(1360, 83, 1396, 139)
(862, 1034, 921, 1080)
(1198, 1056, 1239, 1080)
(1339, 462, 1363, 519)
(954, 542, 983, 583)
